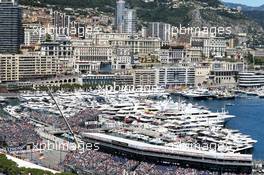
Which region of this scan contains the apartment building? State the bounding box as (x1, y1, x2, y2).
(159, 49, 186, 64)
(133, 66, 195, 87)
(109, 37, 161, 56)
(0, 52, 60, 82)
(41, 41, 75, 73)
(191, 34, 226, 58)
(158, 67, 195, 87)
(23, 23, 45, 46)
(147, 22, 172, 44)
(0, 0, 23, 54)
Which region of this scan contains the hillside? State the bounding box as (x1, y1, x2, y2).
(223, 2, 264, 11)
(244, 11, 264, 29)
(20, 0, 264, 36)
(223, 2, 264, 29)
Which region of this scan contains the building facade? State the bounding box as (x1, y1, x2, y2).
(147, 22, 171, 43)
(195, 66, 211, 87)
(158, 67, 195, 87)
(191, 35, 226, 58)
(115, 0, 126, 33)
(0, 0, 23, 53)
(24, 23, 45, 46)
(133, 66, 195, 87)
(109, 38, 161, 56)
(123, 9, 137, 35)
(0, 53, 60, 82)
(74, 45, 113, 74)
(41, 41, 75, 73)
(133, 69, 157, 86)
(209, 61, 244, 87)
(239, 72, 264, 88)
(159, 49, 186, 64)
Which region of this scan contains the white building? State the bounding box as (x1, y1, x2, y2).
(109, 37, 161, 56)
(239, 72, 264, 88)
(112, 47, 132, 70)
(123, 9, 137, 35)
(40, 41, 75, 73)
(191, 34, 226, 58)
(115, 0, 137, 34)
(147, 22, 172, 43)
(158, 66, 195, 87)
(195, 65, 211, 87)
(133, 66, 195, 87)
(209, 61, 244, 87)
(74, 45, 112, 74)
(23, 23, 45, 46)
(84, 33, 139, 45)
(159, 48, 186, 64)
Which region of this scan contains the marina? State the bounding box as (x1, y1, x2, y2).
(186, 94, 264, 160)
(1, 87, 263, 174)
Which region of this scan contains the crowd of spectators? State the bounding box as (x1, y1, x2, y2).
(0, 119, 42, 147)
(27, 108, 100, 133)
(63, 150, 249, 175)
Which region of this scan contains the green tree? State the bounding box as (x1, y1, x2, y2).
(0, 154, 76, 175)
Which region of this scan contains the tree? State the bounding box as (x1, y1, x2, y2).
(0, 154, 76, 175)
(45, 34, 52, 42)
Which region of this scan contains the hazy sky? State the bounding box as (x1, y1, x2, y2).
(224, 0, 263, 7)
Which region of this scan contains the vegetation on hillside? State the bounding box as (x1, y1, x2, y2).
(137, 6, 193, 26)
(20, 0, 116, 12)
(20, 0, 263, 36)
(200, 9, 246, 23)
(0, 154, 75, 175)
(192, 0, 221, 7)
(244, 11, 264, 28)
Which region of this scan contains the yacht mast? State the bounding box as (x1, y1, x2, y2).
(47, 87, 80, 149)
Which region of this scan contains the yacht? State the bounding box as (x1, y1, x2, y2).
(258, 91, 264, 98)
(181, 89, 215, 99)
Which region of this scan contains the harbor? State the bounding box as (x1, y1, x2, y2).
(182, 94, 264, 160)
(1, 87, 264, 174)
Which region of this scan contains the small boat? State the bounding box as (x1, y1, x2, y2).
(258, 94, 264, 98)
(257, 91, 264, 98)
(226, 103, 234, 106)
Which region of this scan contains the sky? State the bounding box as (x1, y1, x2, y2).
(224, 0, 263, 7)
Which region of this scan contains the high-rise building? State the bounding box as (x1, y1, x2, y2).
(115, 0, 126, 33)
(147, 22, 171, 43)
(0, 0, 23, 54)
(115, 0, 137, 34)
(24, 23, 45, 46)
(52, 11, 75, 37)
(123, 9, 137, 35)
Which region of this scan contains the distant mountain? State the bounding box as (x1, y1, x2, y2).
(222, 2, 264, 29)
(223, 2, 264, 11)
(244, 11, 264, 29)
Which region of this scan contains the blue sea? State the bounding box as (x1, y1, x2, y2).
(172, 94, 264, 160)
